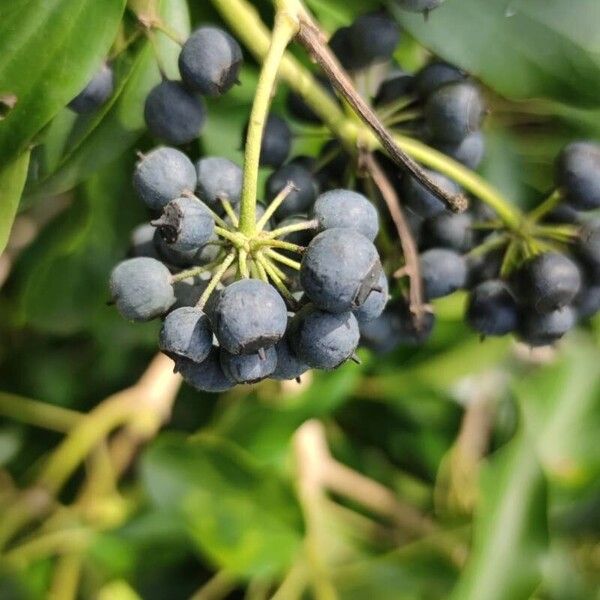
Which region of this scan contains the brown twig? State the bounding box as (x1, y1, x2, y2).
(361, 152, 429, 326)
(295, 18, 467, 214)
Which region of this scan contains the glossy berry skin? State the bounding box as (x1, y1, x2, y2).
(577, 220, 600, 274)
(329, 27, 361, 71)
(69, 63, 114, 113)
(109, 257, 175, 321)
(244, 114, 291, 168)
(220, 347, 277, 383)
(133, 147, 197, 211)
(425, 82, 484, 144)
(175, 348, 234, 393)
(301, 228, 382, 313)
(195, 157, 243, 209)
(420, 248, 467, 299)
(213, 279, 288, 354)
(153, 229, 219, 268)
(313, 189, 379, 241)
(395, 0, 445, 14)
(401, 169, 461, 219)
(130, 223, 161, 260)
(555, 141, 600, 210)
(466, 280, 519, 336)
(178, 27, 242, 96)
(518, 306, 576, 347)
(575, 281, 600, 320)
(359, 299, 435, 353)
(289, 305, 360, 370)
(266, 163, 319, 219)
(435, 131, 485, 169)
(152, 196, 214, 253)
(144, 80, 206, 145)
(512, 252, 581, 313)
(349, 12, 400, 67)
(375, 69, 415, 106)
(415, 61, 464, 98)
(271, 335, 309, 380)
(353, 270, 389, 323)
(422, 212, 475, 252)
(159, 307, 212, 363)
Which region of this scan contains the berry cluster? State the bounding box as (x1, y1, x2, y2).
(111, 143, 387, 390)
(105, 8, 600, 393)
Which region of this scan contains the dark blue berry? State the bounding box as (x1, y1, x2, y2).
(213, 279, 288, 354)
(435, 131, 485, 169)
(109, 257, 175, 321)
(575, 280, 600, 320)
(69, 63, 114, 113)
(266, 163, 319, 219)
(152, 196, 214, 253)
(375, 69, 415, 106)
(353, 270, 389, 323)
(301, 228, 382, 313)
(172, 276, 209, 309)
(313, 189, 379, 241)
(329, 27, 361, 71)
(144, 80, 206, 145)
(271, 335, 309, 380)
(130, 223, 161, 260)
(178, 27, 242, 96)
(195, 157, 243, 209)
(289, 305, 360, 370)
(220, 347, 277, 383)
(518, 306, 576, 347)
(159, 307, 212, 363)
(466, 280, 518, 336)
(349, 12, 400, 68)
(153, 229, 219, 268)
(512, 252, 581, 313)
(415, 61, 464, 97)
(422, 212, 475, 252)
(577, 220, 600, 275)
(425, 82, 484, 144)
(401, 169, 461, 218)
(556, 141, 600, 210)
(420, 248, 467, 299)
(133, 147, 197, 211)
(175, 348, 234, 393)
(244, 114, 291, 168)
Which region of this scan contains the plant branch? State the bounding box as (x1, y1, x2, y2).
(362, 152, 428, 326)
(294, 16, 467, 214)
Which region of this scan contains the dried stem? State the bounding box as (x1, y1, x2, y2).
(362, 152, 428, 325)
(295, 18, 467, 214)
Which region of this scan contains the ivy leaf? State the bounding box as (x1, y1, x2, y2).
(393, 0, 600, 107)
(0, 0, 126, 165)
(0, 151, 30, 254)
(30, 0, 190, 197)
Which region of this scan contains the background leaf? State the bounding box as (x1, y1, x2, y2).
(0, 151, 30, 253)
(392, 0, 600, 107)
(0, 0, 126, 165)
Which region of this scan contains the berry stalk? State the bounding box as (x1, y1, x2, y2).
(238, 12, 299, 235)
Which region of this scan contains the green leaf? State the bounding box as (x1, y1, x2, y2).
(141, 433, 303, 578)
(0, 0, 126, 165)
(32, 0, 190, 197)
(393, 0, 600, 107)
(450, 432, 549, 600)
(514, 336, 600, 488)
(0, 151, 30, 253)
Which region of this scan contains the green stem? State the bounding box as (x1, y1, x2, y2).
(171, 258, 224, 283)
(239, 12, 299, 235)
(268, 219, 318, 239)
(527, 189, 562, 222)
(0, 392, 81, 433)
(264, 248, 301, 270)
(197, 251, 236, 308)
(393, 134, 522, 230)
(257, 182, 295, 231)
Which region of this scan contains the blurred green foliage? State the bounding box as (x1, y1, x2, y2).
(0, 0, 599, 598)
